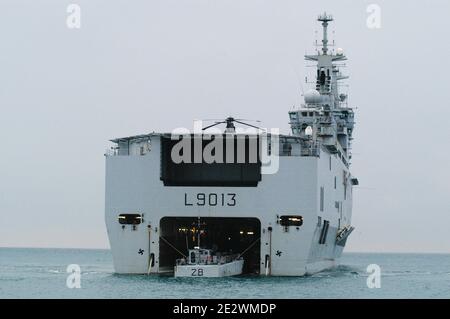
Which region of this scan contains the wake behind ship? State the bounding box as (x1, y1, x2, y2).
(105, 13, 357, 276)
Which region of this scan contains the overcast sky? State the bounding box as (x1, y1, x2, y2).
(1, 0, 449, 253)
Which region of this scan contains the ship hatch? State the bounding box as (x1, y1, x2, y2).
(159, 217, 261, 275)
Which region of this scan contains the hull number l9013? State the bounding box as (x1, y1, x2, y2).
(184, 193, 236, 206)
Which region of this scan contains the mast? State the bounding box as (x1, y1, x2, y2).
(317, 12, 333, 55)
(290, 13, 355, 160)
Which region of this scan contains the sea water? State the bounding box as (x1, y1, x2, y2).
(0, 248, 449, 298)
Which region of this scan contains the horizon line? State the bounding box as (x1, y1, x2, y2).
(1, 245, 449, 255)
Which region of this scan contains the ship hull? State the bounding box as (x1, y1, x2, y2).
(105, 135, 353, 276)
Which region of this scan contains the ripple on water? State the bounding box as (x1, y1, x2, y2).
(1, 249, 450, 298)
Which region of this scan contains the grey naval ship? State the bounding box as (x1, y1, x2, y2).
(105, 13, 357, 276)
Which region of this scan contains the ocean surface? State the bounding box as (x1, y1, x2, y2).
(0, 248, 449, 298)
